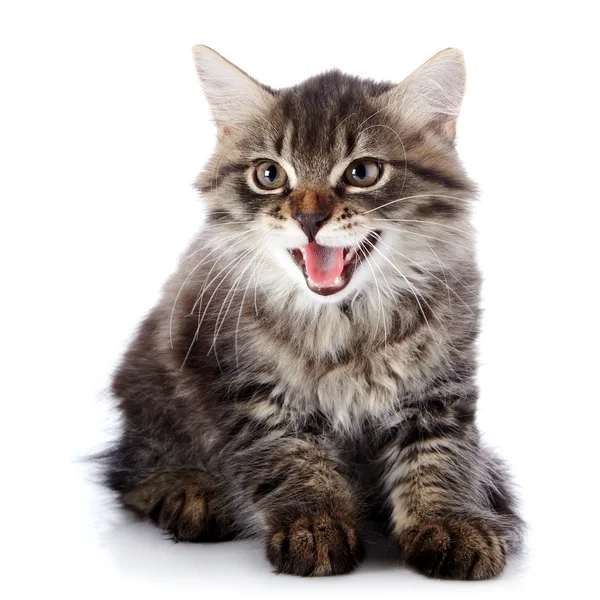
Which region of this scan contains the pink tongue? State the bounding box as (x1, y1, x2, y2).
(305, 242, 344, 286)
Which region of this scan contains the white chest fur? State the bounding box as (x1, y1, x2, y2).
(246, 304, 446, 431)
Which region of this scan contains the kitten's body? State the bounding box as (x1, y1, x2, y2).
(103, 47, 522, 578)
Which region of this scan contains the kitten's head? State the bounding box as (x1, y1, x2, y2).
(193, 46, 475, 305)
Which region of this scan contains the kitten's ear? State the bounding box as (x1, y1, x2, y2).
(388, 48, 466, 141)
(192, 45, 273, 134)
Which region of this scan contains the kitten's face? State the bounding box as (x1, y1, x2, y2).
(194, 48, 475, 304)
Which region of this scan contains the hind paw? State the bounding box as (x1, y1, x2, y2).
(121, 470, 234, 542)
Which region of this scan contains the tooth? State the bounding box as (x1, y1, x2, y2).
(334, 276, 342, 286)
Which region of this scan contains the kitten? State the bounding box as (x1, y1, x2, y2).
(102, 46, 523, 578)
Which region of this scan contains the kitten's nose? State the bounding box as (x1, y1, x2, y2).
(293, 210, 331, 243)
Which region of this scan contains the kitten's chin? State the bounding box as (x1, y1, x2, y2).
(288, 231, 380, 300)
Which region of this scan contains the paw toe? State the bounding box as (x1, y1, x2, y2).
(267, 514, 361, 577)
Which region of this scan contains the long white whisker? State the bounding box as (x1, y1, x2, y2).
(372, 218, 472, 236)
(374, 234, 475, 316)
(180, 226, 260, 263)
(376, 224, 472, 252)
(169, 229, 255, 348)
(209, 240, 269, 358)
(398, 228, 478, 294)
(192, 230, 264, 314)
(360, 247, 389, 347)
(201, 219, 256, 225)
(170, 230, 257, 342)
(195, 232, 273, 324)
(365, 239, 439, 342)
(204, 211, 258, 216)
(181, 230, 275, 370)
(413, 235, 453, 309)
(253, 251, 270, 316)
(361, 193, 471, 215)
(358, 246, 385, 343)
(234, 245, 269, 368)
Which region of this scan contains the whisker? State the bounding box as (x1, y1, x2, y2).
(411, 234, 453, 309)
(209, 241, 268, 360)
(235, 245, 269, 368)
(399, 229, 478, 293)
(358, 246, 385, 342)
(373, 234, 475, 316)
(253, 251, 270, 316)
(169, 229, 254, 348)
(375, 228, 475, 300)
(193, 231, 272, 320)
(192, 231, 264, 314)
(181, 229, 275, 370)
(203, 217, 262, 229)
(204, 211, 258, 216)
(376, 224, 472, 252)
(365, 239, 439, 343)
(361, 193, 471, 215)
(359, 247, 389, 347)
(180, 226, 260, 263)
(372, 218, 472, 236)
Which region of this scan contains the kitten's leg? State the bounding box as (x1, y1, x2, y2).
(103, 318, 237, 542)
(381, 397, 523, 580)
(220, 428, 363, 576)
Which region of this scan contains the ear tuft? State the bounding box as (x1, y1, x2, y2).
(191, 45, 272, 127)
(391, 48, 466, 140)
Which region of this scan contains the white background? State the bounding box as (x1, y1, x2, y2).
(2, 1, 599, 598)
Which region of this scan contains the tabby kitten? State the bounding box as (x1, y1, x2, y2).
(103, 46, 523, 578)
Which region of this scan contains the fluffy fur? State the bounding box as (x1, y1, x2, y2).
(102, 46, 523, 578)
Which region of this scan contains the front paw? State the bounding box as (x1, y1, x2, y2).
(397, 515, 508, 580)
(266, 514, 362, 576)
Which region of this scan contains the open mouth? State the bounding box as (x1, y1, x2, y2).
(288, 231, 381, 296)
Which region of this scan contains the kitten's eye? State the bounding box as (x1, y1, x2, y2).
(344, 159, 381, 188)
(254, 161, 287, 190)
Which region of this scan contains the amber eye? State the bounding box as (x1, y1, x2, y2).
(254, 161, 287, 190)
(344, 159, 381, 187)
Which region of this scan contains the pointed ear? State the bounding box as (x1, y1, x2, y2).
(388, 48, 466, 141)
(191, 45, 273, 133)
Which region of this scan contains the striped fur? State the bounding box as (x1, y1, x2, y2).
(101, 47, 523, 578)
